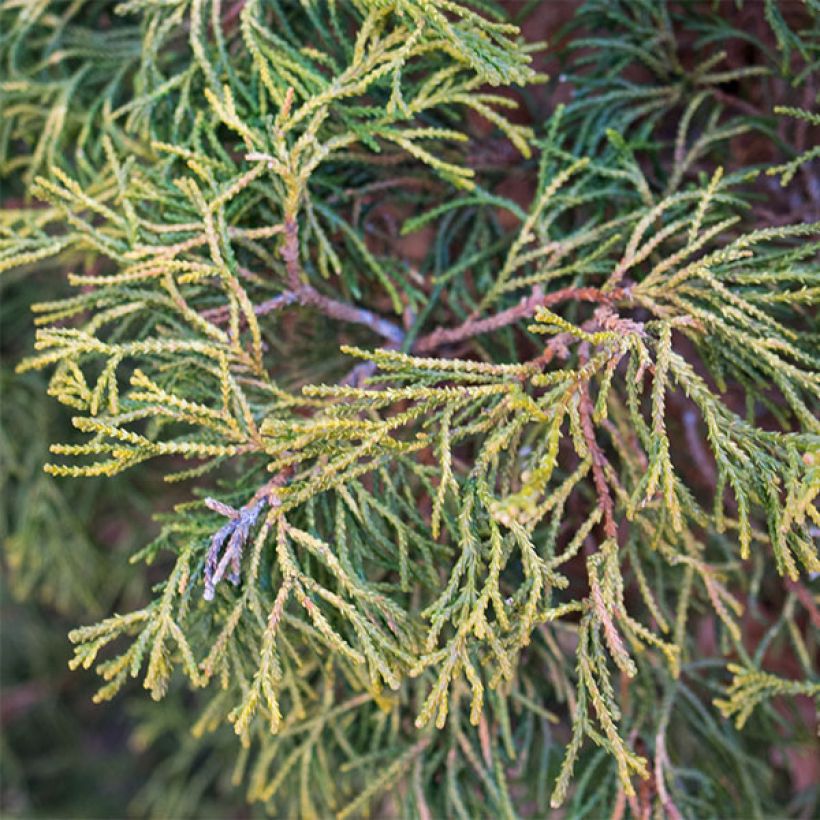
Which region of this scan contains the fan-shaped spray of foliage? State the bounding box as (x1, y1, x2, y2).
(2, 0, 818, 817)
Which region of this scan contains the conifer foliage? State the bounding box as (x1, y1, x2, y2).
(2, 0, 818, 816)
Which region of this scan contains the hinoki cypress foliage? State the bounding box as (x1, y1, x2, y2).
(1, 0, 818, 816)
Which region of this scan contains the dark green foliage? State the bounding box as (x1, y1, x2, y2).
(1, 0, 818, 817)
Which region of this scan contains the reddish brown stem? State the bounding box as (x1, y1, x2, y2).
(282, 218, 303, 291)
(275, 218, 626, 354)
(414, 286, 623, 353)
(201, 291, 297, 324)
(579, 378, 618, 539)
(278, 217, 406, 345)
(294, 285, 405, 345)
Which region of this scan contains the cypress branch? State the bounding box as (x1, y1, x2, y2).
(2, 0, 818, 816)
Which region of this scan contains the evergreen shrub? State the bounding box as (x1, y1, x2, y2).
(1, 0, 818, 816)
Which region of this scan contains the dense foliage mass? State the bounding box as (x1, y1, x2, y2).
(1, 0, 818, 817)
